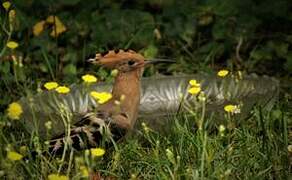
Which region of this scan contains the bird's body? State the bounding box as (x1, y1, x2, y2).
(53, 49, 148, 150)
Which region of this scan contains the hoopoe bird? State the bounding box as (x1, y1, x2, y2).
(47, 49, 174, 152)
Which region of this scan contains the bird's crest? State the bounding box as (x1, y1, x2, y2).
(88, 49, 145, 67)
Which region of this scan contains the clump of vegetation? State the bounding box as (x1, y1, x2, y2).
(0, 0, 291, 179)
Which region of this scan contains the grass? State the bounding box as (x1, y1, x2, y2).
(0, 91, 290, 179)
(0, 48, 290, 179)
(107, 108, 289, 179)
(0, 42, 290, 180)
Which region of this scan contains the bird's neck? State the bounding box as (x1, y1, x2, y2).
(111, 69, 142, 127)
(112, 70, 141, 98)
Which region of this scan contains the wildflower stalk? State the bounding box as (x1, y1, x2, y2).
(0, 8, 14, 58)
(58, 132, 68, 174)
(12, 57, 20, 87)
(58, 103, 72, 174)
(66, 148, 74, 177)
(1, 13, 9, 34)
(199, 96, 206, 130)
(0, 23, 12, 58)
(200, 132, 207, 179)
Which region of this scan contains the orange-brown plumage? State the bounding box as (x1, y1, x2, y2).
(89, 49, 145, 130)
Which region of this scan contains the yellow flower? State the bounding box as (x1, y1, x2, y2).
(82, 74, 97, 83)
(46, 15, 56, 23)
(90, 91, 112, 104)
(2, 1, 11, 11)
(48, 174, 68, 180)
(7, 102, 23, 120)
(46, 16, 67, 37)
(33, 20, 46, 36)
(6, 41, 19, 49)
(79, 166, 89, 177)
(7, 151, 23, 161)
(50, 21, 66, 37)
(44, 82, 59, 90)
(217, 69, 229, 77)
(189, 79, 200, 87)
(55, 86, 70, 94)
(85, 148, 105, 158)
(224, 104, 240, 113)
(188, 87, 201, 95)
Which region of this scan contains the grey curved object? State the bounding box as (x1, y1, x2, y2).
(137, 74, 279, 131)
(19, 73, 279, 137)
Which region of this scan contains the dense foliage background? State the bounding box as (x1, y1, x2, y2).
(1, 0, 292, 105)
(0, 1, 291, 179)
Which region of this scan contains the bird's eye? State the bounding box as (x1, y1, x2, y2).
(128, 60, 135, 66)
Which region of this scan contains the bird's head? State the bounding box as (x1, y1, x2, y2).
(88, 49, 173, 73)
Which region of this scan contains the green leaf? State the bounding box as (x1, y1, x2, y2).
(97, 68, 109, 81)
(0, 62, 10, 74)
(143, 44, 158, 59)
(62, 51, 77, 63)
(63, 64, 77, 75)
